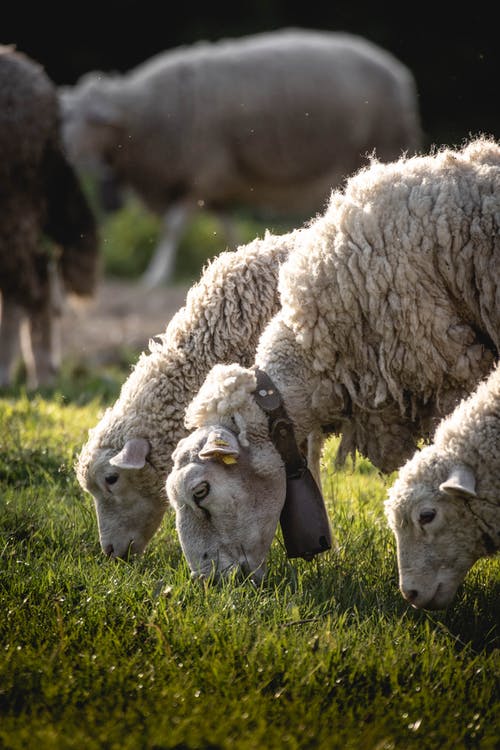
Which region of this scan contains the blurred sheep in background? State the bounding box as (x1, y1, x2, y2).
(60, 28, 421, 287)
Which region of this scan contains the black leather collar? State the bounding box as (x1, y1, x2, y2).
(251, 367, 333, 560)
(252, 368, 307, 479)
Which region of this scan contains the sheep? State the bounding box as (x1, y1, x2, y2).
(165, 136, 500, 584)
(75, 230, 307, 558)
(59, 28, 421, 288)
(384, 364, 500, 610)
(0, 46, 99, 388)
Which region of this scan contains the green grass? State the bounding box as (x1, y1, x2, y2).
(97, 193, 303, 284)
(0, 374, 499, 750)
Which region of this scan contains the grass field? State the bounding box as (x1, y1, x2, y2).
(1, 362, 499, 750)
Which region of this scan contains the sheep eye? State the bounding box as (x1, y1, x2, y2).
(419, 509, 436, 526)
(105, 474, 119, 486)
(193, 481, 210, 502)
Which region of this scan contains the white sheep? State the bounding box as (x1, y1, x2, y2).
(384, 364, 500, 610)
(0, 46, 99, 388)
(59, 28, 421, 287)
(75, 230, 308, 558)
(166, 136, 500, 584)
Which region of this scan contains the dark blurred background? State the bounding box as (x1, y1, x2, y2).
(3, 1, 499, 148)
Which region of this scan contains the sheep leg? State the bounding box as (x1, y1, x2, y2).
(0, 296, 24, 387)
(21, 296, 60, 389)
(141, 203, 195, 288)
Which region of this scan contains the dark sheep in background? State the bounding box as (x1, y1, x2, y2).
(0, 45, 99, 388)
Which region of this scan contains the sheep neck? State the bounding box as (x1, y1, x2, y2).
(255, 356, 321, 445)
(118, 343, 197, 469)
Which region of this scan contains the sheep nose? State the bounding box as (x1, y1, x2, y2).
(402, 587, 419, 603)
(104, 543, 115, 557)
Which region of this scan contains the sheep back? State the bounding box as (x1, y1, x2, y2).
(274, 137, 500, 469)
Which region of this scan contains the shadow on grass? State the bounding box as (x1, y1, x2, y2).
(263, 538, 500, 654)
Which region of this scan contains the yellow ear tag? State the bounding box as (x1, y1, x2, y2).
(221, 455, 238, 465)
(209, 437, 238, 463)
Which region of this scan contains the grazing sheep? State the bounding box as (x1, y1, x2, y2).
(75, 231, 305, 558)
(384, 364, 500, 610)
(0, 46, 99, 388)
(166, 136, 500, 583)
(59, 28, 421, 287)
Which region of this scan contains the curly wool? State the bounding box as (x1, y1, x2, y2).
(273, 136, 500, 468)
(188, 138, 500, 475)
(76, 231, 295, 494)
(388, 362, 500, 523)
(184, 363, 261, 447)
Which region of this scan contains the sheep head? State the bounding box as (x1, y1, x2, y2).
(76, 437, 168, 559)
(59, 73, 123, 173)
(166, 364, 286, 583)
(385, 450, 493, 609)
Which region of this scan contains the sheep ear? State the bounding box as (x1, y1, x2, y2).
(109, 438, 150, 469)
(199, 428, 240, 465)
(439, 464, 477, 499)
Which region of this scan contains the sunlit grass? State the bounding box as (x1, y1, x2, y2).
(0, 377, 498, 750)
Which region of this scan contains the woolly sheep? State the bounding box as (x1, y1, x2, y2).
(166, 137, 500, 584)
(59, 28, 421, 287)
(384, 364, 500, 610)
(75, 230, 312, 558)
(0, 46, 99, 388)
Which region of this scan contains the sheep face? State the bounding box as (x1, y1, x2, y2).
(166, 426, 286, 584)
(385, 462, 486, 609)
(81, 439, 167, 559)
(59, 76, 121, 173)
